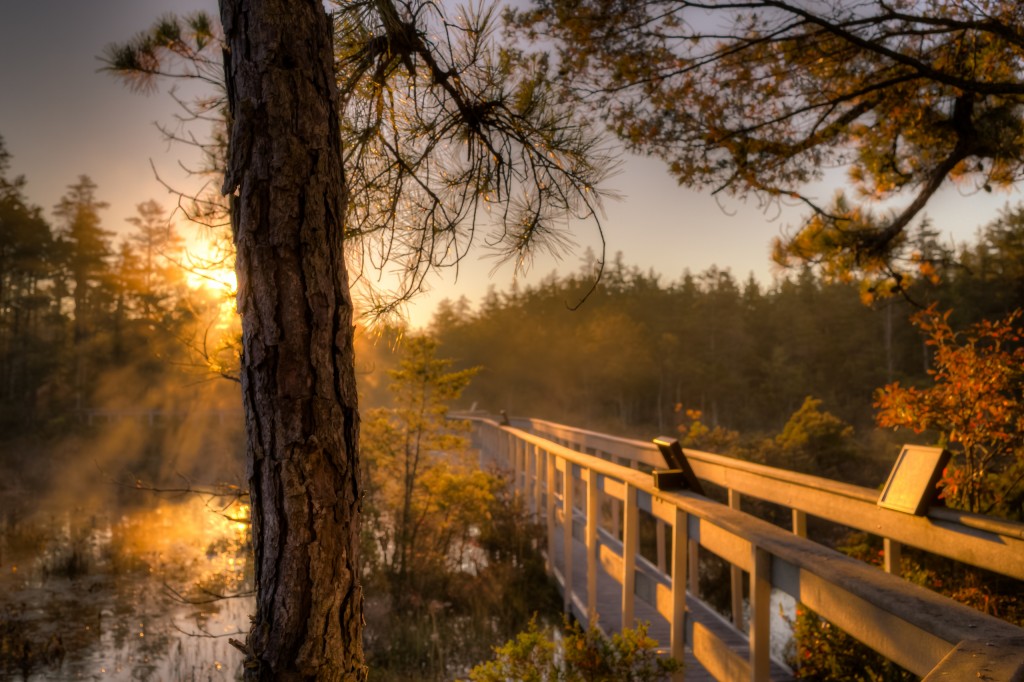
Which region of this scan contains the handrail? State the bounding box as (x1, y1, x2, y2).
(519, 417, 1024, 581)
(466, 415, 1024, 682)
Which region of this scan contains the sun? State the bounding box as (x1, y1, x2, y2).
(183, 232, 240, 331)
(186, 263, 238, 294)
(183, 233, 238, 295)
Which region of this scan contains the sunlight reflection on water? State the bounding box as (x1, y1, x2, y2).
(0, 496, 253, 681)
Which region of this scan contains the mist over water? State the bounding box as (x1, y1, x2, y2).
(0, 373, 251, 680)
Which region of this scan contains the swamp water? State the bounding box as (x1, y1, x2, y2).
(0, 496, 253, 681)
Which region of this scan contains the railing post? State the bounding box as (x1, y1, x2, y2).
(611, 493, 622, 541)
(518, 441, 525, 498)
(792, 508, 807, 538)
(523, 442, 531, 508)
(533, 444, 543, 519)
(511, 432, 519, 475)
(492, 423, 501, 464)
(671, 507, 688, 682)
(621, 484, 638, 630)
(546, 451, 556, 574)
(514, 439, 524, 494)
(563, 464, 575, 615)
(884, 538, 902, 575)
(750, 546, 771, 681)
(585, 467, 599, 623)
(524, 441, 532, 496)
(729, 489, 745, 630)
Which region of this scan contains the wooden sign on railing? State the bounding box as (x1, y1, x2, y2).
(877, 445, 950, 516)
(652, 436, 705, 495)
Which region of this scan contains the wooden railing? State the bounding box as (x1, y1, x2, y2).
(466, 415, 1024, 682)
(523, 418, 1024, 582)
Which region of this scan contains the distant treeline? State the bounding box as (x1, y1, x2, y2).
(428, 206, 1024, 441)
(7, 123, 1024, 461)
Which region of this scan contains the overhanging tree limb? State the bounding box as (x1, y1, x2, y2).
(513, 0, 1024, 285)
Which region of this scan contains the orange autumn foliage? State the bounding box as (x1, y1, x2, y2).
(876, 307, 1024, 516)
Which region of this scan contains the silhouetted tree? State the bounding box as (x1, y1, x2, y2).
(53, 176, 112, 345)
(0, 137, 57, 421)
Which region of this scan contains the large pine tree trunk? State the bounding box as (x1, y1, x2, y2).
(219, 1, 365, 679)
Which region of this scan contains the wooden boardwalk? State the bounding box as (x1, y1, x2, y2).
(548, 515, 793, 681)
(471, 417, 1024, 681)
(478, 431, 792, 680)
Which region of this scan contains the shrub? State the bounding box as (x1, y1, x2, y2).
(468, 618, 681, 682)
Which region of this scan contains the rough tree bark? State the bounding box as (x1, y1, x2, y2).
(219, 0, 365, 679)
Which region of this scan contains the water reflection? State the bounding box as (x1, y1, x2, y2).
(0, 497, 252, 680)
